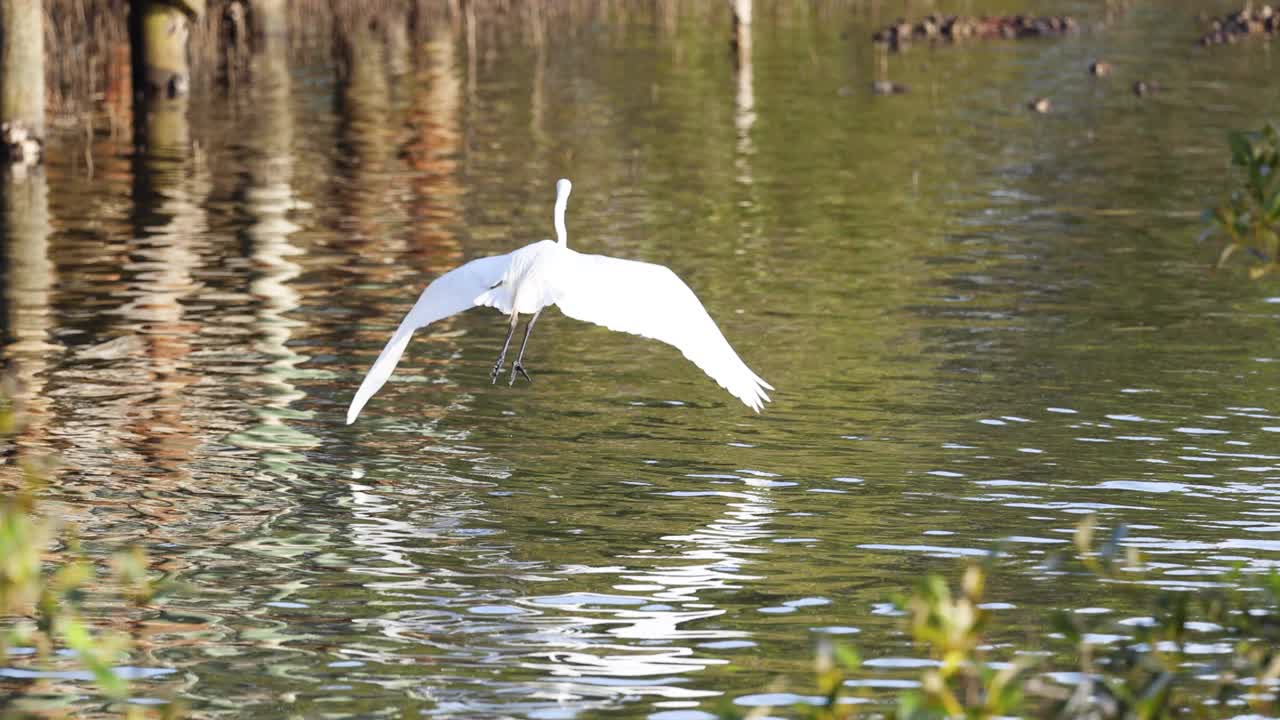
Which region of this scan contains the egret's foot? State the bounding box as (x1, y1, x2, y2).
(490, 357, 505, 384)
(510, 362, 532, 386)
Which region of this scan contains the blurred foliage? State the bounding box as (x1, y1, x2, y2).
(0, 394, 180, 718)
(895, 563, 1033, 719)
(725, 515, 1280, 719)
(1205, 122, 1280, 278)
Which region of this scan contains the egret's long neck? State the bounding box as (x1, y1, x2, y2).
(553, 178, 572, 246)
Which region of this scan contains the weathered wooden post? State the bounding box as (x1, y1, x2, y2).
(249, 0, 287, 39)
(1, 0, 45, 166)
(220, 0, 287, 85)
(131, 0, 204, 153)
(220, 1, 248, 85)
(131, 0, 206, 98)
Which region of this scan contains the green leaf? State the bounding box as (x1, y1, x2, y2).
(896, 690, 924, 720)
(833, 644, 861, 672)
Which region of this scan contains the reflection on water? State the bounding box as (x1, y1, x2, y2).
(227, 27, 316, 462)
(4, 1, 1280, 716)
(2, 167, 54, 457)
(338, 474, 773, 715)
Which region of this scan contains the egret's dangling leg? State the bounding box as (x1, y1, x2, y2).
(510, 310, 542, 385)
(491, 313, 520, 384)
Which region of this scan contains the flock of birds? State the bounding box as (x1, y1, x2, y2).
(346, 179, 773, 424)
(871, 12, 1079, 48)
(874, 6, 1278, 110)
(1198, 4, 1280, 45)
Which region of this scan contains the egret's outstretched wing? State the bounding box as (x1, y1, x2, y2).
(347, 254, 511, 424)
(553, 252, 773, 411)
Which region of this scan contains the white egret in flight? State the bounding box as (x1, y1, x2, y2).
(346, 179, 773, 424)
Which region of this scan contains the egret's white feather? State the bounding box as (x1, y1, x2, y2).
(346, 254, 510, 424)
(553, 252, 773, 412)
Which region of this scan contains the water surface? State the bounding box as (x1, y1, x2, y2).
(3, 1, 1280, 717)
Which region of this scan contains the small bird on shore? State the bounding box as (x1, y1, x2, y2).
(346, 179, 773, 424)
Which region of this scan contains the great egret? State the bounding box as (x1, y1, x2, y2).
(346, 178, 773, 424)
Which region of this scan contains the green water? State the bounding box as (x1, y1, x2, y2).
(3, 1, 1280, 717)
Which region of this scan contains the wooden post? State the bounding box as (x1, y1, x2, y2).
(131, 1, 203, 152)
(221, 1, 248, 86)
(250, 0, 286, 40)
(131, 0, 206, 98)
(0, 0, 45, 165)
